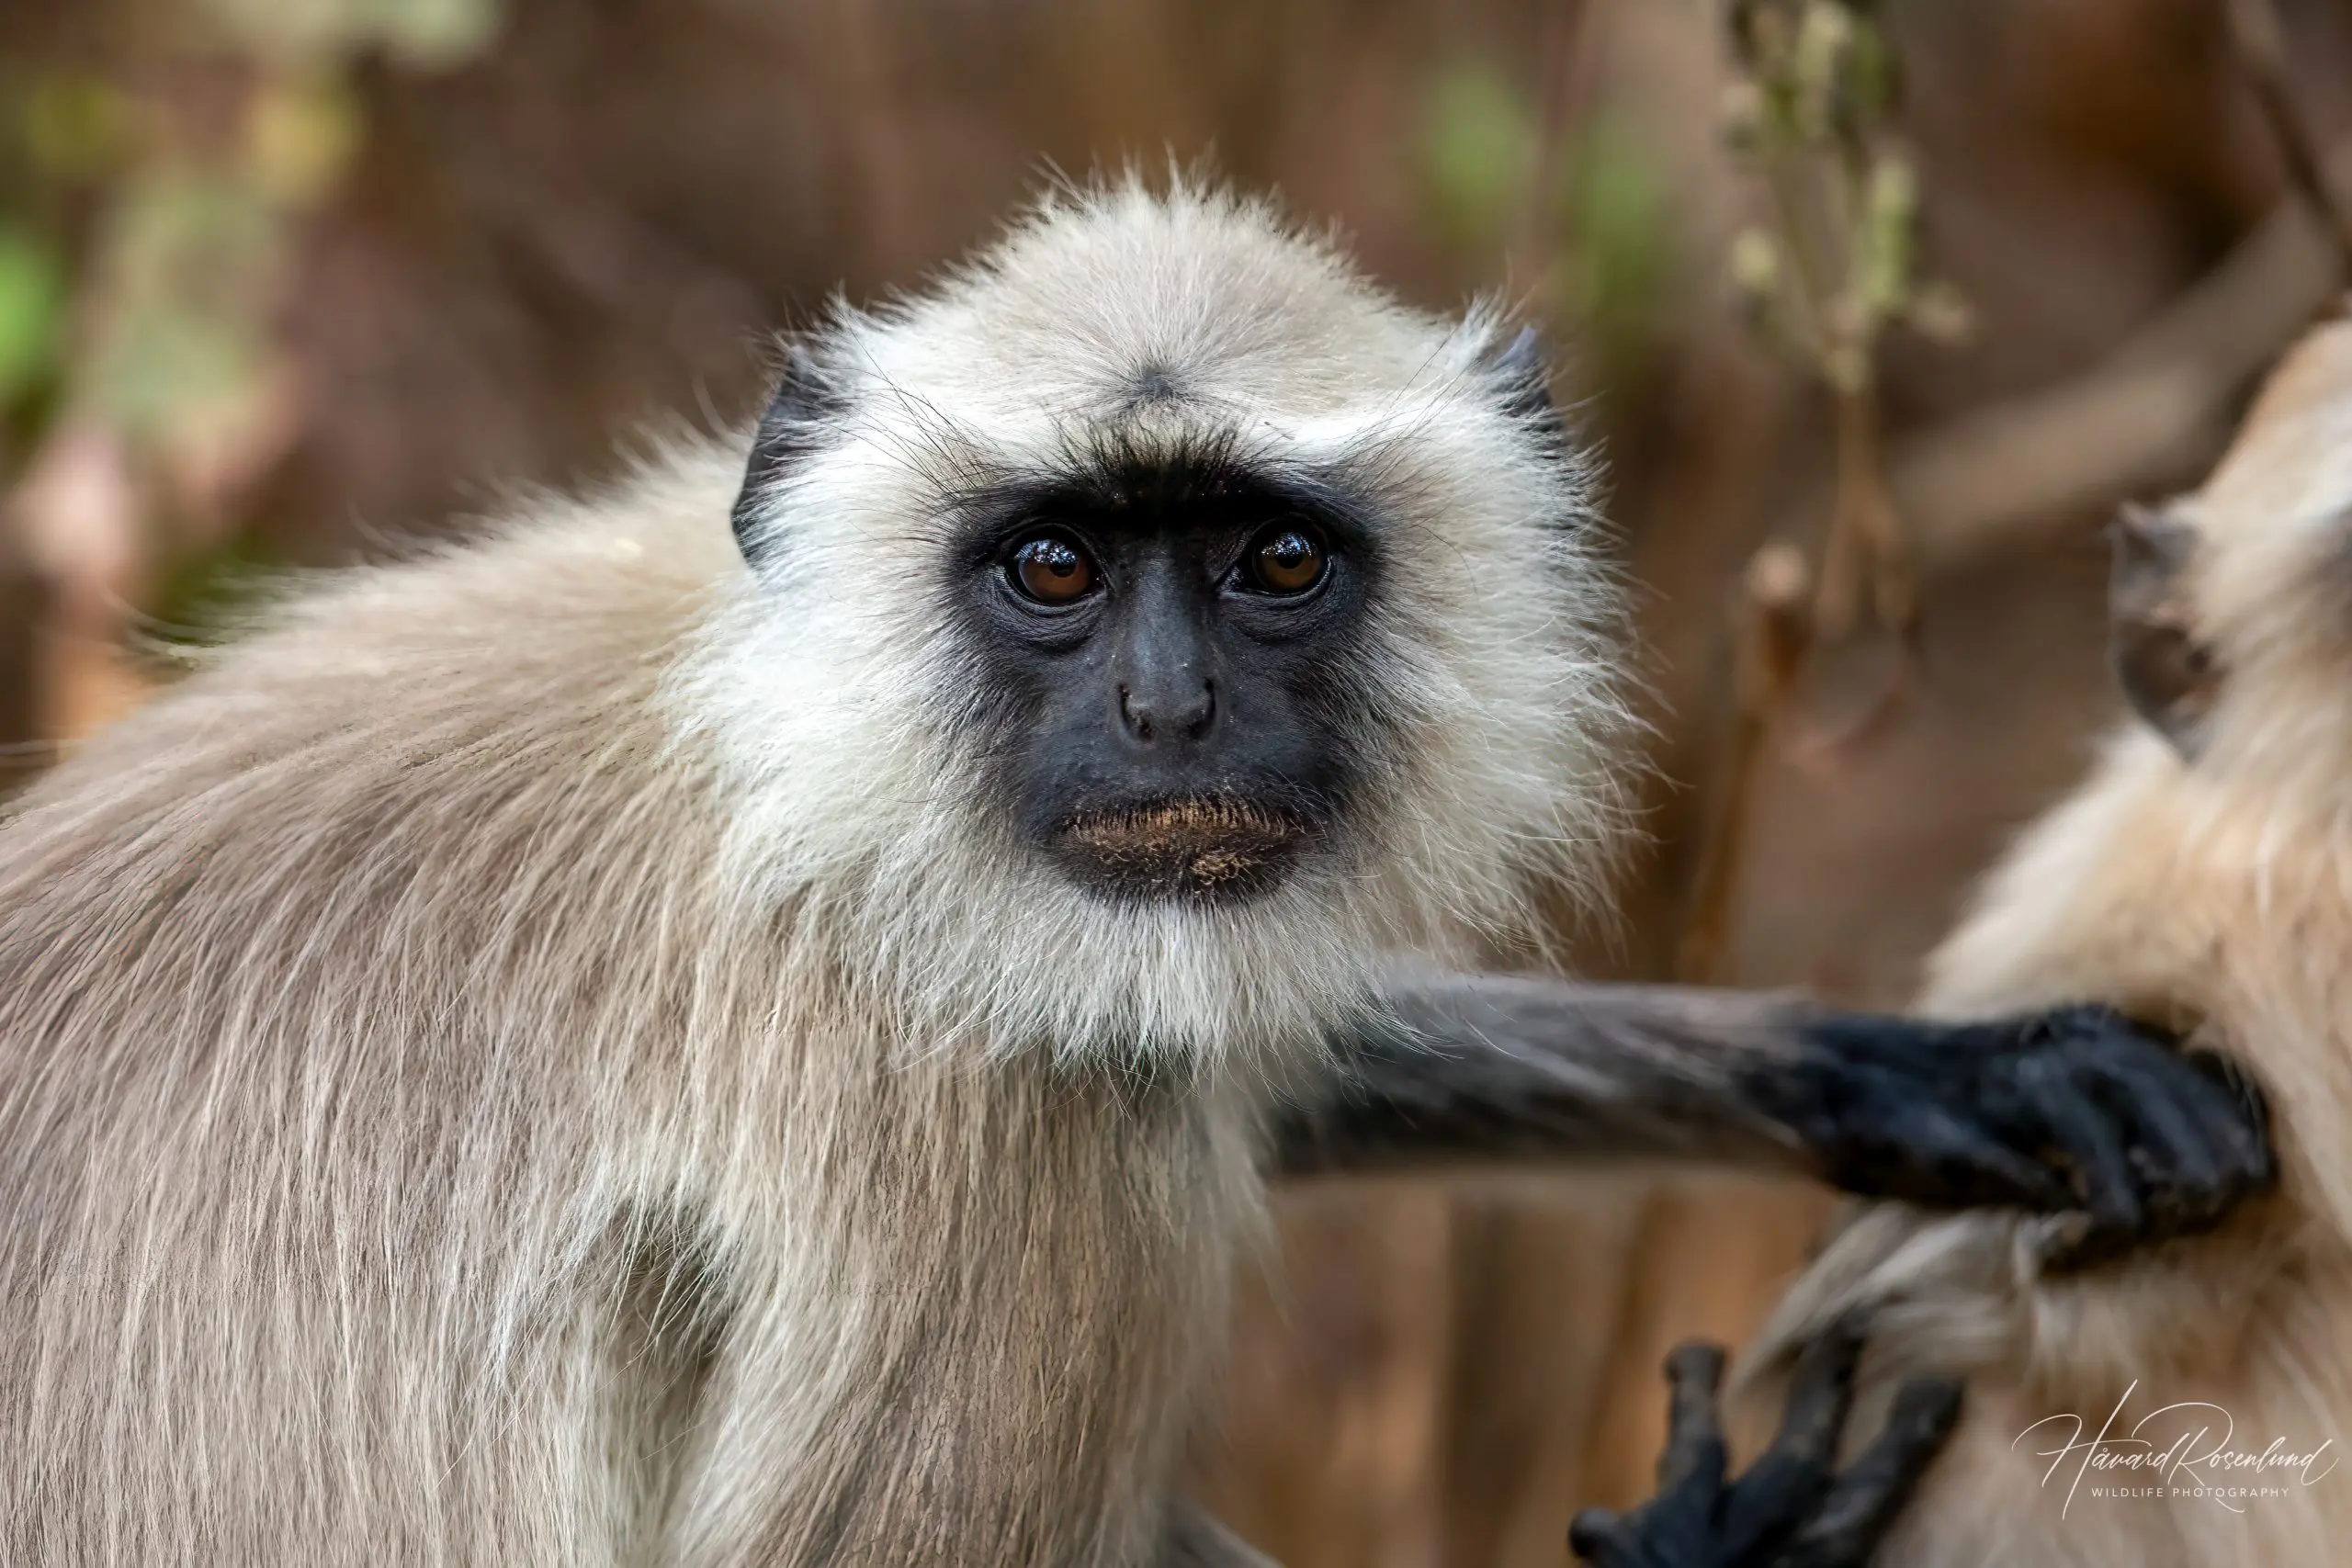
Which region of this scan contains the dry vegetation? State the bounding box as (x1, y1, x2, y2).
(6, 1, 2351, 1563)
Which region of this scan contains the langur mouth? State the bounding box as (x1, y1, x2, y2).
(1055, 797, 1308, 900)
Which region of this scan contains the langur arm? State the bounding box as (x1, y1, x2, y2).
(1567, 1323, 1962, 1568)
(1276, 976, 2275, 1259)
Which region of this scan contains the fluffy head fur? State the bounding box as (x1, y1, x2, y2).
(1745, 321, 2352, 1566)
(687, 180, 1625, 1069)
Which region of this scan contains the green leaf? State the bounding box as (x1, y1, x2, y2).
(80, 171, 285, 442)
(1421, 62, 1536, 248)
(370, 0, 504, 70)
(0, 226, 64, 404)
(21, 73, 135, 181)
(149, 530, 292, 649)
(1554, 112, 1677, 375)
(1858, 151, 1917, 321)
(198, 0, 503, 72)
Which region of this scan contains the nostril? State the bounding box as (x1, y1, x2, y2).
(1119, 685, 1156, 743)
(1184, 680, 1216, 739)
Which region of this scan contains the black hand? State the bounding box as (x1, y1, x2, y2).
(1758, 1004, 2276, 1265)
(1568, 1323, 1961, 1568)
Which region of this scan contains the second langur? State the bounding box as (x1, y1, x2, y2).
(1749, 318, 2352, 1568)
(0, 184, 2273, 1567)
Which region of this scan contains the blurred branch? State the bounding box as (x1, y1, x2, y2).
(447, 130, 758, 332)
(1723, 0, 1960, 647)
(1895, 198, 2341, 569)
(1507, 0, 1600, 287)
(1673, 0, 1948, 980)
(1681, 40, 2351, 967)
(2227, 0, 2352, 275)
(1817, 375, 1909, 640)
(1677, 544, 1811, 983)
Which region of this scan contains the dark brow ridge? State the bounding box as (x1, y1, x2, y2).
(940, 434, 1385, 550)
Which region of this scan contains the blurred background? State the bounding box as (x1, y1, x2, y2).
(4, 0, 2349, 1562)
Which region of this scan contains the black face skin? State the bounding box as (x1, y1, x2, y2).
(940, 445, 1381, 904)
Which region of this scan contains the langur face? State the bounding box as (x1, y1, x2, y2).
(715, 190, 1623, 1046)
(943, 446, 1379, 905)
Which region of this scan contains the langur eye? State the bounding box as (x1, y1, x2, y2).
(1245, 525, 1327, 595)
(1009, 536, 1096, 604)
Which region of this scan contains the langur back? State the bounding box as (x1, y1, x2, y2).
(0, 454, 763, 1560)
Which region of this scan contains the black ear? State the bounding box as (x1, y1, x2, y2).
(2106, 502, 2219, 757)
(731, 342, 844, 571)
(1487, 325, 1561, 434)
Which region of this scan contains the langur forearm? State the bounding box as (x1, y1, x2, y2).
(1274, 975, 2274, 1252)
(1274, 976, 1819, 1178)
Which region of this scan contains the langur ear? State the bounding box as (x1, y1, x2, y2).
(2106, 502, 2220, 758)
(2109, 500, 2198, 591)
(731, 341, 843, 572)
(1487, 324, 1562, 434)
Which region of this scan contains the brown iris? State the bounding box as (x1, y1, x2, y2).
(1010, 536, 1095, 603)
(1247, 525, 1326, 594)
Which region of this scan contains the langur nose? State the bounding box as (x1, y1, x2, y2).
(1118, 679, 1216, 744)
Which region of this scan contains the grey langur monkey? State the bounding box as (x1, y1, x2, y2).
(0, 182, 2269, 1566)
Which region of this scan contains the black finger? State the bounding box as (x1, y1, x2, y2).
(2188, 1048, 2279, 1194)
(1820, 1095, 2075, 1212)
(2088, 1053, 2229, 1213)
(1567, 1507, 1620, 1562)
(1773, 1319, 1867, 1462)
(1715, 1321, 1864, 1553)
(2094, 1062, 2238, 1232)
(1657, 1342, 1730, 1498)
(2019, 1057, 2143, 1260)
(2014, 1002, 2127, 1042)
(1778, 1378, 1963, 1568)
(2069, 1019, 2273, 1217)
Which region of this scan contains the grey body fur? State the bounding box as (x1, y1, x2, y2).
(0, 186, 1624, 1565)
